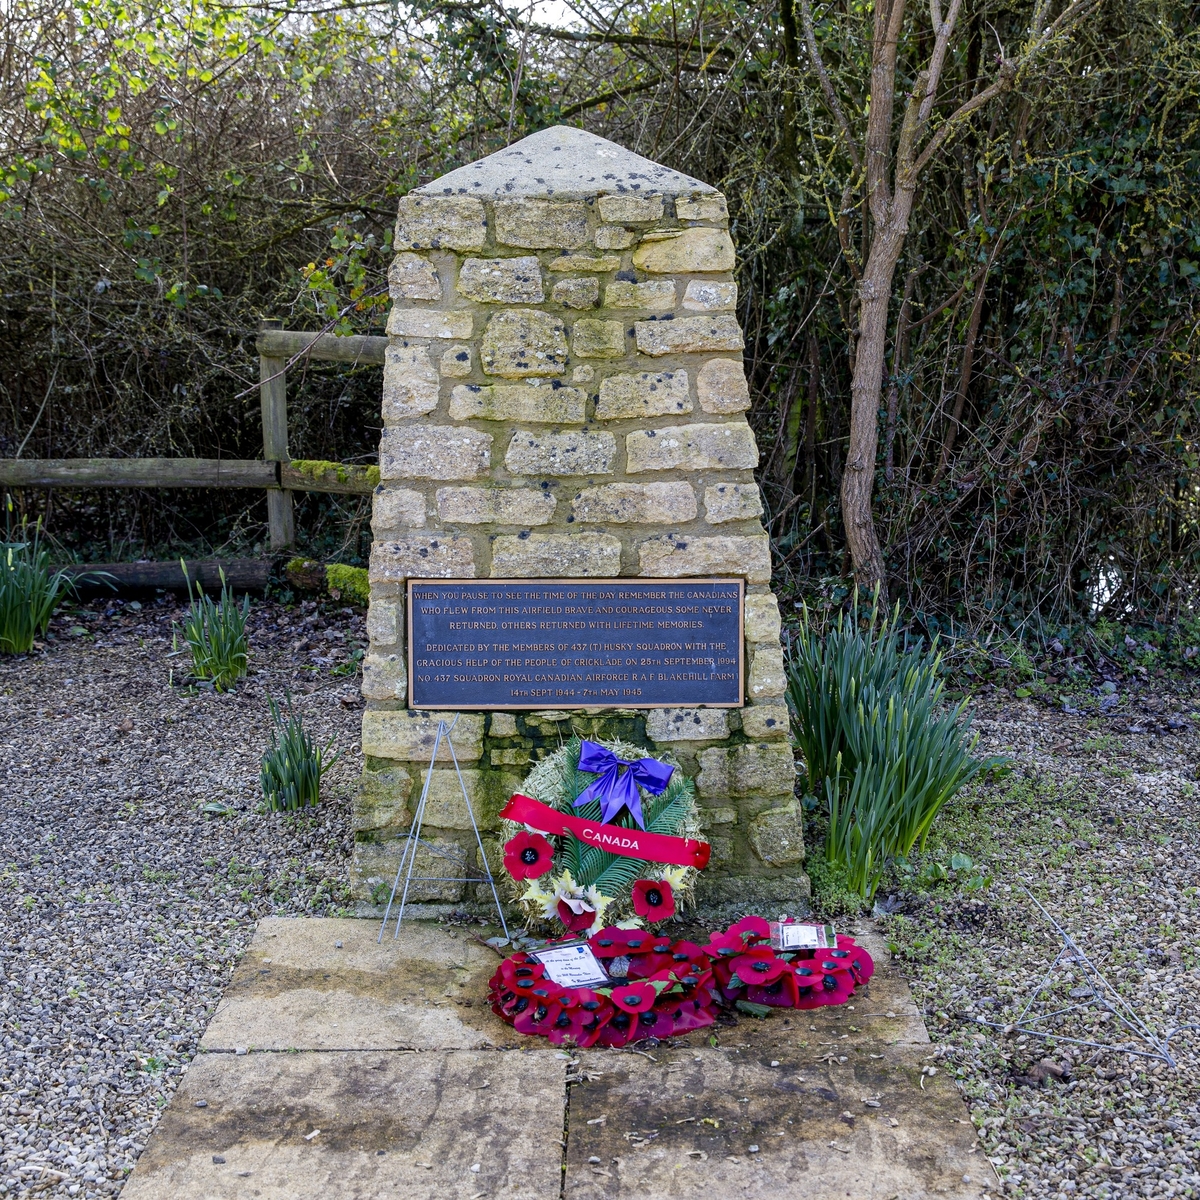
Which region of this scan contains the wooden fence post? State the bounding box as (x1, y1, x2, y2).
(259, 318, 294, 551)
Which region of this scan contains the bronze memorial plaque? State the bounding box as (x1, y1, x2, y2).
(407, 578, 744, 710)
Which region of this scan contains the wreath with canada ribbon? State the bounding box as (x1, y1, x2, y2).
(498, 736, 706, 936)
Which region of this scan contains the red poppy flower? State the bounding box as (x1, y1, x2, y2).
(747, 966, 801, 1008)
(705, 929, 751, 959)
(664, 995, 718, 1036)
(791, 963, 827, 1009)
(731, 946, 790, 985)
(725, 915, 771, 943)
(514, 996, 563, 1035)
(815, 958, 856, 1005)
(588, 928, 649, 957)
(594, 1008, 636, 1047)
(503, 830, 555, 881)
(834, 936, 875, 985)
(557, 898, 598, 933)
(611, 981, 658, 1013)
(632, 877, 676, 921)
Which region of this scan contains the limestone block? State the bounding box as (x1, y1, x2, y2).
(704, 836, 735, 868)
(748, 799, 805, 866)
(571, 319, 626, 358)
(646, 708, 731, 742)
(353, 838, 466, 902)
(604, 280, 676, 310)
(415, 769, 493, 830)
(371, 486, 426, 532)
(744, 593, 782, 643)
(440, 345, 472, 376)
(505, 429, 616, 476)
(490, 747, 531, 767)
(595, 370, 691, 419)
(549, 253, 620, 273)
(733, 743, 795, 795)
(704, 482, 764, 524)
(369, 536, 476, 584)
(742, 703, 790, 741)
(697, 357, 751, 413)
(572, 365, 595, 383)
(448, 383, 586, 423)
(634, 314, 743, 356)
(354, 762, 413, 832)
(552, 278, 599, 309)
(436, 486, 557, 525)
(676, 194, 730, 223)
(696, 746, 730, 800)
(748, 645, 787, 698)
(386, 308, 475, 340)
(361, 651, 407, 702)
(572, 482, 696, 524)
(380, 427, 492, 481)
(366, 599, 400, 647)
(491, 532, 622, 578)
(700, 806, 738, 826)
(481, 309, 568, 377)
(595, 225, 637, 250)
(597, 194, 665, 223)
(382, 344, 438, 422)
(361, 709, 485, 762)
(395, 195, 486, 251)
(495, 199, 590, 249)
(632, 227, 736, 273)
(625, 422, 759, 473)
(638, 534, 772, 583)
(683, 280, 737, 311)
(388, 252, 441, 301)
(489, 713, 518, 737)
(457, 256, 544, 304)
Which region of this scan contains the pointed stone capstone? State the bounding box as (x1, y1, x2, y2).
(414, 124, 717, 199)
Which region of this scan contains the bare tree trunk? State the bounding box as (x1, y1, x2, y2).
(841, 214, 912, 595)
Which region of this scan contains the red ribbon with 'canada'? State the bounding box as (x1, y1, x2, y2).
(500, 793, 711, 870)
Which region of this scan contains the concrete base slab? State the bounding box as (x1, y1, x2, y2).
(127, 917, 995, 1200)
(566, 1044, 984, 1199)
(201, 916, 513, 1051)
(121, 1048, 566, 1200)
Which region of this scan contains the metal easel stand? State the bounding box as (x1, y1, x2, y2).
(971, 886, 1180, 1066)
(377, 714, 510, 943)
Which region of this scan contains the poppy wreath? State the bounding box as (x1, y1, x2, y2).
(488, 926, 717, 1048)
(499, 736, 703, 937)
(703, 916, 875, 1011)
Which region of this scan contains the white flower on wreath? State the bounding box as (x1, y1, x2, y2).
(522, 870, 613, 937)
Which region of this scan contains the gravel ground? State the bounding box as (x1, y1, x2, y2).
(0, 595, 364, 1198)
(3, 600, 1199, 1200)
(880, 683, 1200, 1200)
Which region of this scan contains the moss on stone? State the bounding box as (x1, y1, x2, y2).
(326, 563, 370, 606)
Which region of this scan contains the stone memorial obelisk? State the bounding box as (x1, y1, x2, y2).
(353, 126, 806, 912)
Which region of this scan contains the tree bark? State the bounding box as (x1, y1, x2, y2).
(841, 208, 913, 596)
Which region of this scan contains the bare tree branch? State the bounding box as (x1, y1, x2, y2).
(797, 0, 862, 172)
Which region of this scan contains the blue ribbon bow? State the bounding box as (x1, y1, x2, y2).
(572, 740, 675, 829)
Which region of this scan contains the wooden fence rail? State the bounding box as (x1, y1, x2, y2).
(0, 320, 384, 550)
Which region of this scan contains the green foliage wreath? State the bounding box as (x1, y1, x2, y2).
(501, 736, 702, 930)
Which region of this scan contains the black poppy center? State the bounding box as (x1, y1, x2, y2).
(644, 888, 663, 907)
(750, 961, 771, 974)
(520, 846, 540, 865)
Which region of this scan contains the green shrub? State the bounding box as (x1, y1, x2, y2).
(260, 693, 340, 812)
(0, 516, 74, 654)
(787, 591, 1002, 902)
(177, 563, 249, 690)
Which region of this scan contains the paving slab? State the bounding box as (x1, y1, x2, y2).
(201, 916, 514, 1051)
(121, 1048, 565, 1200)
(565, 1043, 985, 1199)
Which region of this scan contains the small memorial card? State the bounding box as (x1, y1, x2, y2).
(770, 921, 836, 951)
(530, 942, 611, 988)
